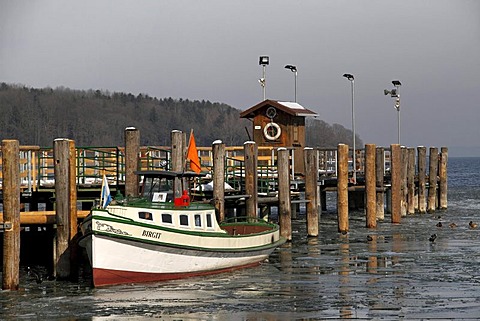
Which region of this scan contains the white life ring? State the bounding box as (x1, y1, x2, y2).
(264, 122, 281, 140)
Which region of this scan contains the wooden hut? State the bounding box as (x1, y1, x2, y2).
(240, 99, 317, 174)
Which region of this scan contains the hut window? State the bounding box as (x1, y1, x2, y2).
(293, 122, 299, 142)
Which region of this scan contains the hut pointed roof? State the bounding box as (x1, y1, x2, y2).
(240, 99, 318, 119)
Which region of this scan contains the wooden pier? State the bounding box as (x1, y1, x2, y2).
(1, 128, 448, 290)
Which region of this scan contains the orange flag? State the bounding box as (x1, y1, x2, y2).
(187, 130, 201, 173)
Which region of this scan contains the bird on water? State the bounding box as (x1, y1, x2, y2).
(429, 234, 437, 242)
(436, 222, 443, 227)
(449, 222, 457, 228)
(469, 221, 478, 229)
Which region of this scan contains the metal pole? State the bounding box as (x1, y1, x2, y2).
(396, 96, 400, 145)
(294, 70, 297, 102)
(351, 79, 356, 183)
(262, 65, 266, 101)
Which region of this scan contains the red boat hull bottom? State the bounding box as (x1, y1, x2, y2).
(92, 261, 262, 287)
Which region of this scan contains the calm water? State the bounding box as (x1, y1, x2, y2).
(1, 157, 480, 320)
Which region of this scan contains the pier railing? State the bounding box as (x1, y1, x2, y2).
(0, 145, 390, 193)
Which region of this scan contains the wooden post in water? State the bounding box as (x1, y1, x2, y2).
(2, 140, 20, 290)
(390, 144, 402, 224)
(170, 130, 184, 171)
(365, 144, 376, 228)
(212, 140, 225, 222)
(171, 130, 185, 201)
(68, 140, 78, 278)
(244, 141, 258, 218)
(125, 127, 140, 197)
(439, 147, 448, 210)
(54, 138, 72, 279)
(407, 148, 416, 215)
(400, 147, 408, 217)
(68, 140, 77, 239)
(417, 146, 427, 213)
(304, 148, 319, 237)
(337, 144, 349, 233)
(277, 148, 292, 241)
(375, 147, 385, 220)
(427, 147, 438, 213)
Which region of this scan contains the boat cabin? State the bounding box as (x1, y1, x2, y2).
(136, 170, 205, 206)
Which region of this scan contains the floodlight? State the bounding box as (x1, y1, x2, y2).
(259, 56, 269, 66)
(285, 65, 297, 72)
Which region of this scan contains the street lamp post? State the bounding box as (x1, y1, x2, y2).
(384, 80, 402, 145)
(284, 65, 297, 102)
(343, 73, 356, 184)
(259, 56, 269, 101)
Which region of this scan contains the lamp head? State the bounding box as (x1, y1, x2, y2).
(285, 65, 297, 72)
(343, 73, 354, 81)
(384, 88, 398, 97)
(259, 56, 269, 66)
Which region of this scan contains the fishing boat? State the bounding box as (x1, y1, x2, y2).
(79, 170, 286, 287)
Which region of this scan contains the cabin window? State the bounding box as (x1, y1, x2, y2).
(194, 214, 202, 227)
(139, 212, 153, 220)
(161, 213, 173, 224)
(206, 214, 213, 228)
(179, 214, 189, 226)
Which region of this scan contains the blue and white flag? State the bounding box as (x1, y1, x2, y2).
(101, 174, 112, 208)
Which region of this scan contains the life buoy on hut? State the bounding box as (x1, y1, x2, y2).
(240, 99, 317, 175)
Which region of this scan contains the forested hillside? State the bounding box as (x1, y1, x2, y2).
(0, 83, 362, 148)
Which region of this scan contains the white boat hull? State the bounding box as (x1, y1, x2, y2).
(79, 207, 284, 286)
(82, 233, 275, 286)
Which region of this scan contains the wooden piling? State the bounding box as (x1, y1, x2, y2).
(439, 147, 448, 209)
(212, 140, 226, 222)
(400, 147, 408, 217)
(277, 148, 292, 241)
(2, 140, 20, 290)
(125, 127, 140, 197)
(170, 130, 184, 171)
(244, 141, 258, 218)
(68, 139, 78, 279)
(365, 144, 376, 228)
(407, 148, 415, 215)
(54, 138, 72, 279)
(304, 148, 319, 237)
(171, 130, 186, 201)
(337, 144, 349, 233)
(68, 140, 77, 240)
(417, 146, 427, 213)
(390, 144, 402, 224)
(427, 147, 438, 213)
(375, 147, 385, 220)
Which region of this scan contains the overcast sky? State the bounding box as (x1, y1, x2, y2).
(1, 0, 479, 155)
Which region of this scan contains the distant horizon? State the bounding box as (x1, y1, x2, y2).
(447, 146, 480, 158)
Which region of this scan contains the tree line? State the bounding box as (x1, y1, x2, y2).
(0, 83, 362, 148)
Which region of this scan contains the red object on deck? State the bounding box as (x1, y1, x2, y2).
(174, 190, 190, 206)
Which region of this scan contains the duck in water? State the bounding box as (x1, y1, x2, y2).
(469, 221, 478, 229)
